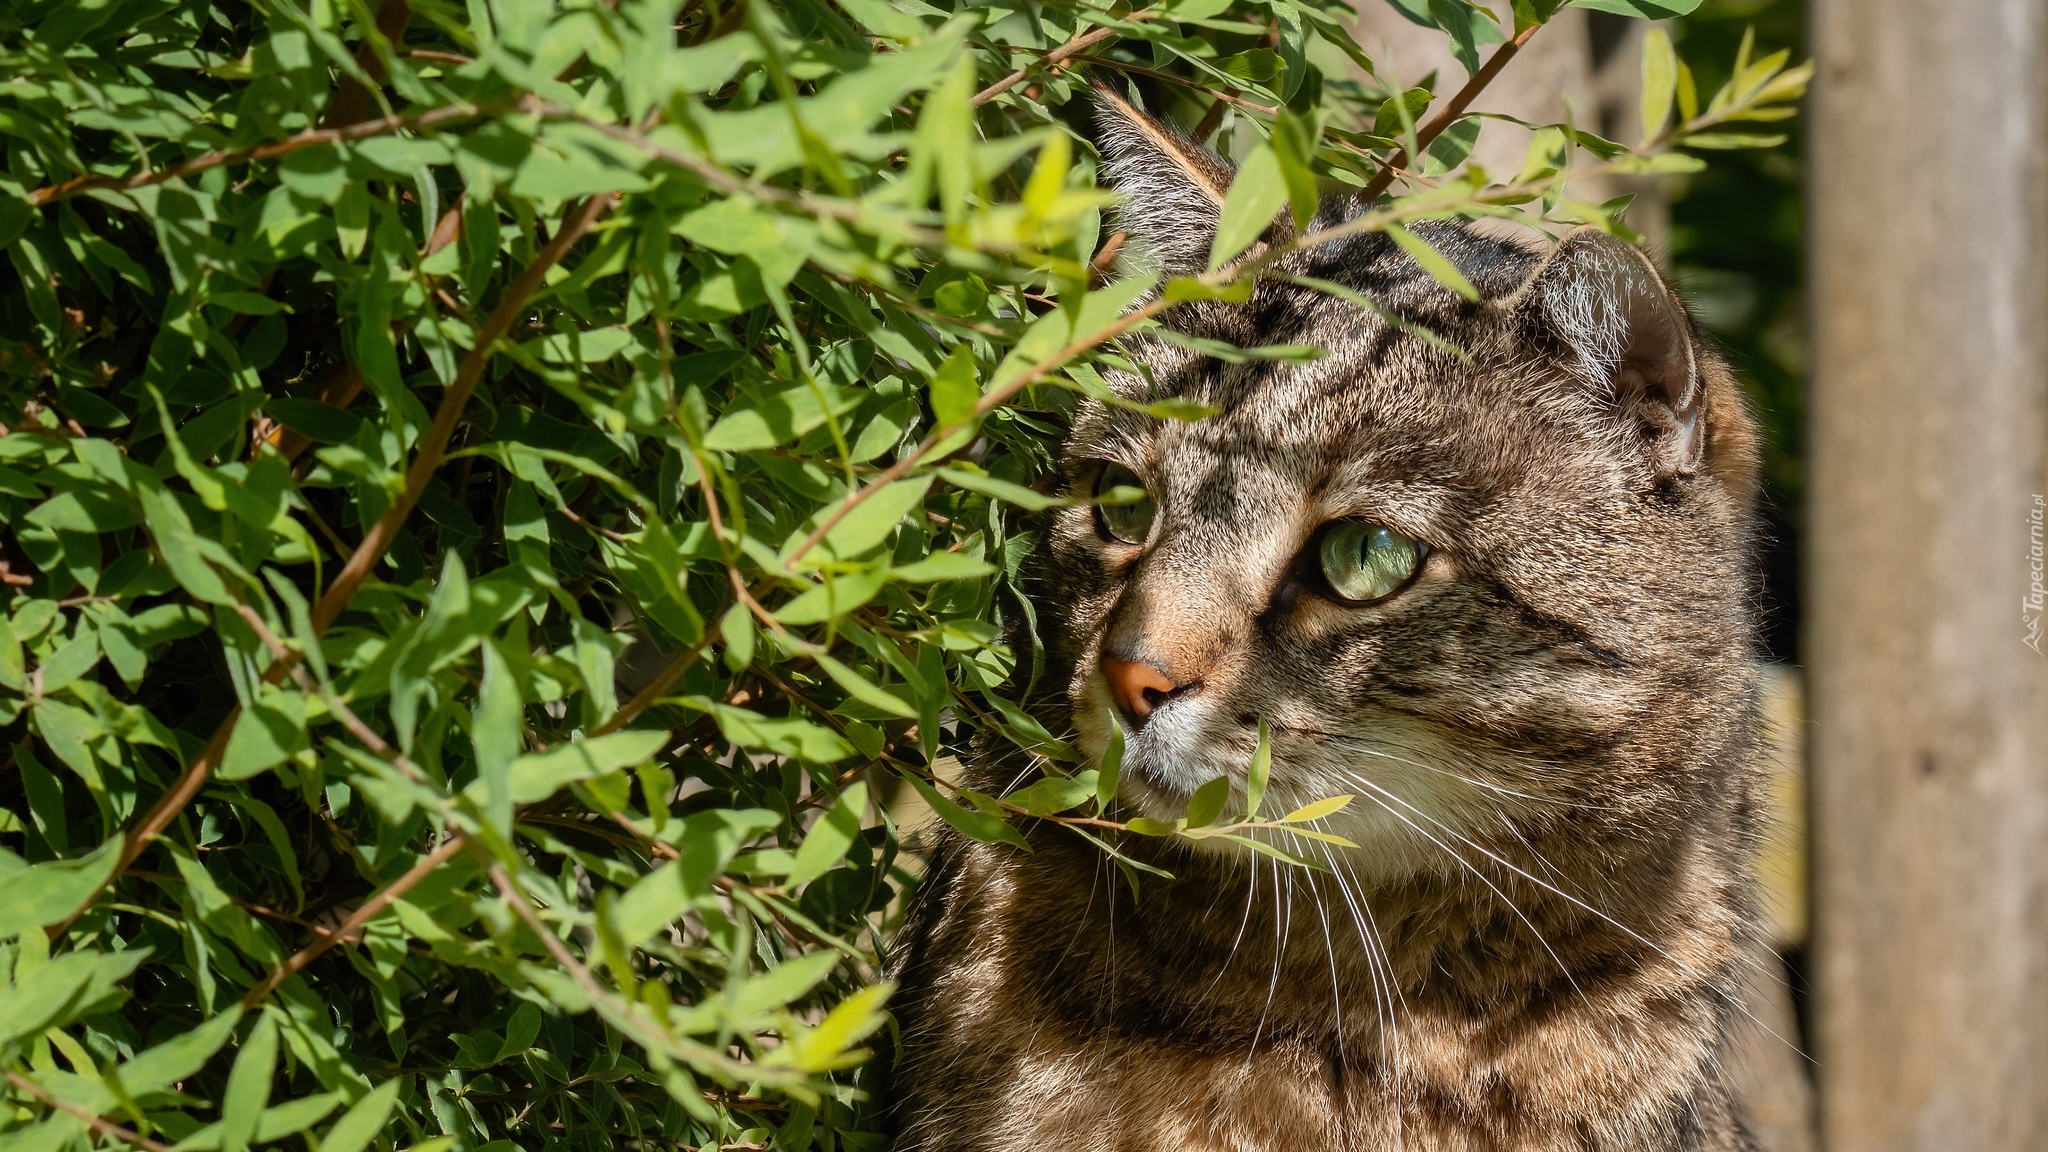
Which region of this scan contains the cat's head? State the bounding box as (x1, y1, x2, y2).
(1038, 93, 1763, 879)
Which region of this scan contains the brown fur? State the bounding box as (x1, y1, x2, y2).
(886, 98, 1767, 1152)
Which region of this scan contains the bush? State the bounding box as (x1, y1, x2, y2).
(0, 0, 1801, 1148)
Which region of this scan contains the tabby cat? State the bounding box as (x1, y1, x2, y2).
(886, 91, 1769, 1152)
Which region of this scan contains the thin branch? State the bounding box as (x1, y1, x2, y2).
(312, 190, 615, 633)
(46, 193, 614, 938)
(483, 861, 781, 1085)
(4, 1070, 177, 1152)
(1065, 54, 1280, 116)
(784, 299, 1164, 568)
(973, 19, 1134, 107)
(238, 836, 467, 1008)
(320, 0, 412, 129)
(1360, 21, 1542, 201)
(26, 100, 493, 207)
(555, 106, 946, 248)
(593, 630, 717, 738)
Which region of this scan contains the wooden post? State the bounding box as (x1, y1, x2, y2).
(1807, 2, 2048, 1148)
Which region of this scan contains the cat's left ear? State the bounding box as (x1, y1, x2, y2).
(1512, 227, 1706, 479)
(1091, 81, 1233, 275)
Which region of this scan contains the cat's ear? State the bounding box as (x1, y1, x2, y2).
(1092, 81, 1233, 275)
(1514, 228, 1707, 479)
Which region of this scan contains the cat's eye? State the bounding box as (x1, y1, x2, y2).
(1094, 463, 1156, 545)
(1317, 522, 1424, 603)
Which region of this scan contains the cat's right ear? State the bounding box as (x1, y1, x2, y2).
(1092, 81, 1234, 275)
(1509, 228, 1709, 481)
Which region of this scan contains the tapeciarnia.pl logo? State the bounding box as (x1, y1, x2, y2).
(2027, 494, 2045, 655)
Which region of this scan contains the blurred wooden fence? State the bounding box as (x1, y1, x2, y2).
(1808, 0, 2048, 1147)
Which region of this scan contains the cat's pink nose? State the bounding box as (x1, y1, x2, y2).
(1102, 658, 1183, 727)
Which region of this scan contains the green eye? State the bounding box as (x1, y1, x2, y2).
(1318, 522, 1423, 603)
(1095, 463, 1156, 545)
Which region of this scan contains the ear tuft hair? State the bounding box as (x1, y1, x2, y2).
(1092, 81, 1235, 275)
(1517, 228, 1707, 479)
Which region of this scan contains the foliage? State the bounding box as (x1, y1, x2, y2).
(0, 0, 1802, 1148)
(1666, 0, 1805, 662)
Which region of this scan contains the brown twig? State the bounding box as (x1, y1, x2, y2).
(784, 301, 1162, 568)
(45, 194, 615, 938)
(594, 631, 718, 738)
(482, 860, 773, 1084)
(4, 1071, 178, 1152)
(1190, 93, 1231, 143)
(26, 100, 493, 207)
(973, 13, 1153, 107)
(321, 0, 412, 129)
(1065, 54, 1280, 117)
(312, 191, 614, 634)
(1360, 22, 1542, 201)
(238, 836, 467, 1008)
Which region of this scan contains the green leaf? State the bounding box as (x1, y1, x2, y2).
(1184, 774, 1230, 829)
(219, 688, 308, 781)
(1245, 719, 1271, 820)
(264, 398, 363, 445)
(173, 1094, 344, 1152)
(1268, 111, 1321, 229)
(811, 474, 934, 561)
(775, 565, 889, 625)
(492, 730, 673, 805)
(1639, 26, 1677, 145)
(1211, 833, 1322, 869)
(611, 809, 781, 944)
(1096, 721, 1124, 813)
(1568, 0, 1701, 15)
(474, 640, 523, 834)
(29, 697, 104, 783)
(114, 1007, 244, 1100)
(935, 466, 1064, 511)
(524, 326, 637, 364)
(316, 1079, 402, 1152)
(729, 950, 840, 1017)
(783, 982, 892, 1072)
(927, 345, 980, 429)
(788, 782, 868, 887)
(1000, 773, 1096, 817)
(0, 947, 148, 1046)
(1385, 224, 1480, 301)
(1281, 795, 1354, 823)
(1681, 132, 1790, 150)
(719, 602, 755, 672)
(704, 383, 861, 453)
(219, 1010, 279, 1152)
(812, 652, 915, 717)
(710, 706, 855, 763)
(1210, 143, 1288, 270)
(27, 490, 139, 533)
(0, 832, 120, 942)
(901, 772, 1029, 851)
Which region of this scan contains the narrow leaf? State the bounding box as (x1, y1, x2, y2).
(1245, 719, 1271, 820)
